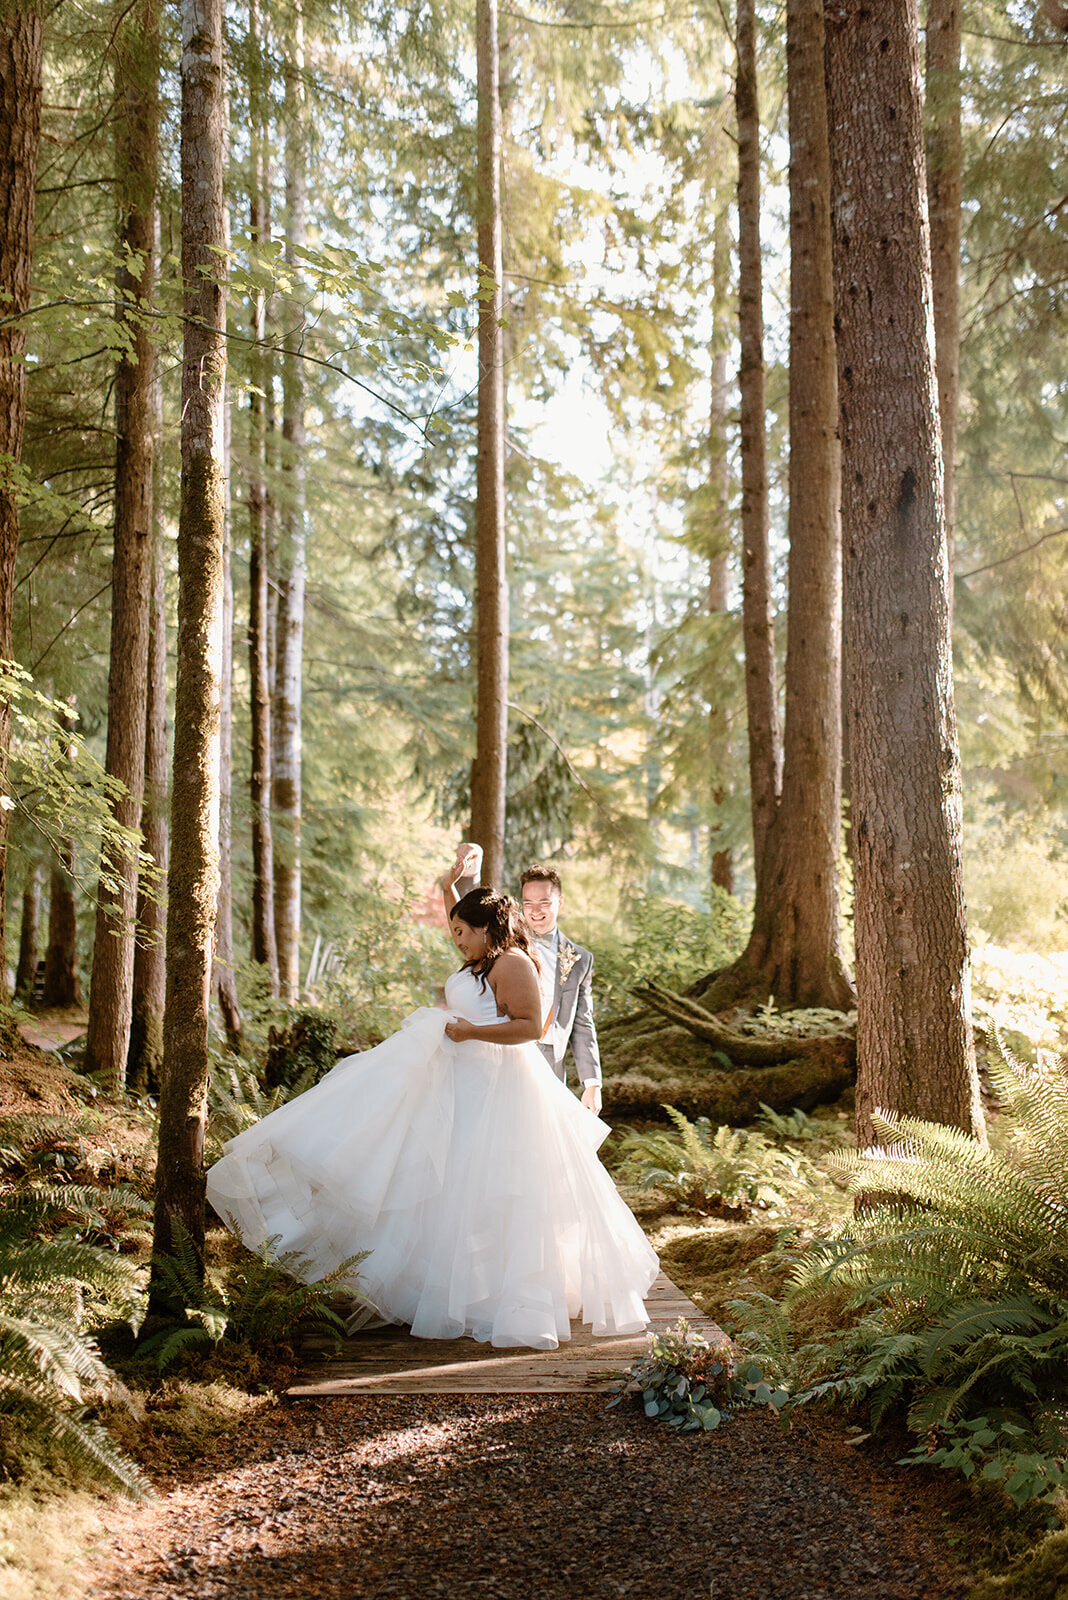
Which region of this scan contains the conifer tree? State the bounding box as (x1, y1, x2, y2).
(825, 0, 984, 1144)
(0, 1, 43, 974)
(735, 0, 779, 898)
(737, 0, 854, 1008)
(151, 0, 228, 1286)
(273, 0, 308, 998)
(470, 0, 508, 890)
(84, 0, 160, 1090)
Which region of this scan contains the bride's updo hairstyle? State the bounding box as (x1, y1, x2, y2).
(450, 888, 539, 987)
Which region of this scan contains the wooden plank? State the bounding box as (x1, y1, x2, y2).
(287, 1272, 726, 1397)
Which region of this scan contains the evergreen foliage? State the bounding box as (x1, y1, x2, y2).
(0, 1188, 150, 1499)
(139, 1220, 357, 1372)
(613, 1104, 841, 1223)
(743, 1041, 1068, 1506)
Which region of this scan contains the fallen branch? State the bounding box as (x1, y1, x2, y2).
(630, 981, 855, 1068)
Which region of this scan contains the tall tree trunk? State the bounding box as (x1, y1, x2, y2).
(708, 192, 734, 897)
(825, 0, 983, 1146)
(150, 0, 227, 1289)
(247, 0, 278, 990)
(128, 478, 167, 1095)
(14, 857, 41, 1000)
(0, 4, 42, 992)
(273, 3, 307, 1001)
(214, 384, 242, 1046)
(735, 0, 780, 899)
(84, 0, 159, 1091)
(43, 843, 81, 1008)
(925, 0, 961, 629)
(469, 0, 508, 892)
(742, 0, 854, 1008)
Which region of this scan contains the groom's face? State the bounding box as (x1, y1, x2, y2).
(521, 879, 562, 939)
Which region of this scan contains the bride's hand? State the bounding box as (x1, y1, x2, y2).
(445, 1017, 474, 1043)
(446, 842, 483, 885)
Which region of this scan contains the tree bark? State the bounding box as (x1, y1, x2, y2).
(151, 0, 227, 1289)
(214, 383, 242, 1047)
(0, 4, 42, 990)
(273, 2, 307, 1001)
(14, 857, 41, 1000)
(741, 0, 854, 1009)
(469, 0, 508, 892)
(128, 479, 167, 1096)
(735, 0, 780, 896)
(708, 192, 734, 897)
(247, 0, 278, 991)
(925, 0, 961, 628)
(825, 0, 983, 1146)
(43, 842, 81, 1008)
(84, 0, 159, 1091)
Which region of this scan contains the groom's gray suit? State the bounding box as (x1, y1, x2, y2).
(537, 934, 602, 1091)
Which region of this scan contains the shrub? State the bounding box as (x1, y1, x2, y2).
(591, 890, 748, 1019)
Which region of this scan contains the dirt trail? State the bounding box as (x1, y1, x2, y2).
(85, 1395, 973, 1600)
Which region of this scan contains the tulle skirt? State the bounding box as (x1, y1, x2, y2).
(206, 1007, 659, 1350)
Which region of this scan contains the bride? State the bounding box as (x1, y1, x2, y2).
(206, 873, 659, 1351)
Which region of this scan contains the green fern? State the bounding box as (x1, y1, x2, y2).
(0, 1189, 151, 1499)
(772, 1041, 1068, 1504)
(614, 1105, 834, 1220)
(140, 1220, 357, 1371)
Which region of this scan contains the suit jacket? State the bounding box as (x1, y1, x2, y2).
(537, 932, 601, 1089)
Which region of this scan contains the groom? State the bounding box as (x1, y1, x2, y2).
(519, 866, 602, 1115)
(442, 847, 603, 1114)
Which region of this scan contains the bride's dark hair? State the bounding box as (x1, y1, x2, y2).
(450, 889, 539, 987)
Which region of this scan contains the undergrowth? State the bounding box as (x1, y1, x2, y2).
(730, 1040, 1068, 1515)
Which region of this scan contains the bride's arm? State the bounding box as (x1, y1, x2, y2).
(444, 952, 542, 1044)
(442, 842, 483, 909)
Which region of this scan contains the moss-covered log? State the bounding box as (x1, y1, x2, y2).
(601, 1020, 855, 1125)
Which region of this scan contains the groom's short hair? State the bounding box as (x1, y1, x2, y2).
(520, 864, 562, 894)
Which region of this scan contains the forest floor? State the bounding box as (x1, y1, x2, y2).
(82, 1392, 977, 1600)
(0, 1030, 1041, 1600)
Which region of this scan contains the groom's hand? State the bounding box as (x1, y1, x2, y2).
(449, 842, 482, 883)
(581, 1084, 602, 1114)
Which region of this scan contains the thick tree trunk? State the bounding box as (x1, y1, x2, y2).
(742, 0, 854, 1009)
(469, 0, 508, 892)
(151, 0, 227, 1289)
(825, 0, 983, 1146)
(42, 842, 81, 1008)
(735, 0, 780, 895)
(0, 5, 42, 988)
(273, 5, 307, 1001)
(708, 193, 734, 897)
(14, 857, 41, 1000)
(128, 492, 168, 1095)
(925, 0, 961, 627)
(84, 0, 159, 1091)
(247, 0, 278, 990)
(214, 388, 242, 1047)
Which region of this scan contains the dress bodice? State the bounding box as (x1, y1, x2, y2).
(444, 967, 505, 1026)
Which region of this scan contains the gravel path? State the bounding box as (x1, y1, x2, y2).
(86, 1395, 973, 1600)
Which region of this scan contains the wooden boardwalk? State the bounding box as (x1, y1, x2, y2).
(287, 1271, 726, 1397)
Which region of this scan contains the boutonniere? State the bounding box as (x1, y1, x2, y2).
(558, 943, 580, 982)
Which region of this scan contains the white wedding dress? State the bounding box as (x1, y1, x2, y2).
(206, 967, 659, 1349)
